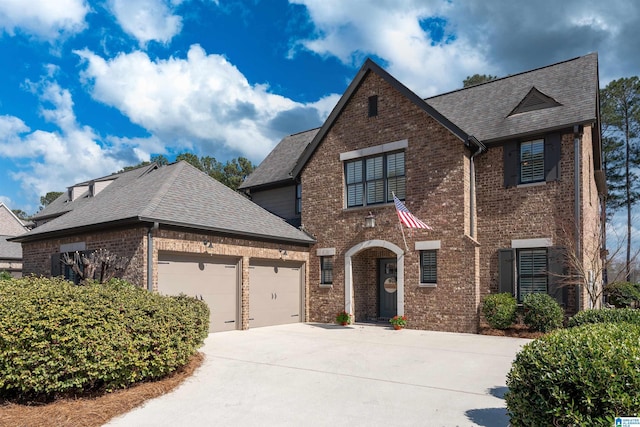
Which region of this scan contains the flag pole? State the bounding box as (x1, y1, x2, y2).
(393, 192, 410, 252)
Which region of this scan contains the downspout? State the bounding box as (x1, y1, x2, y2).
(468, 136, 486, 238)
(147, 222, 159, 292)
(573, 125, 583, 310)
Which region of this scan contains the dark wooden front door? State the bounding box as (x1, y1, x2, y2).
(379, 258, 397, 319)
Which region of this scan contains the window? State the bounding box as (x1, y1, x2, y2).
(519, 139, 544, 183)
(420, 250, 437, 284)
(368, 95, 378, 117)
(295, 183, 302, 215)
(345, 151, 405, 207)
(517, 248, 548, 301)
(320, 256, 333, 285)
(503, 133, 561, 188)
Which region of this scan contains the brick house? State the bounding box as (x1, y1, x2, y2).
(13, 161, 315, 332)
(241, 53, 605, 333)
(0, 203, 28, 277)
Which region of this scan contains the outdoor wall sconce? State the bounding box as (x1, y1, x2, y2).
(203, 239, 213, 248)
(279, 248, 288, 258)
(364, 211, 376, 228)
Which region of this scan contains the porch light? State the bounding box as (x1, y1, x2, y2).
(364, 212, 376, 228)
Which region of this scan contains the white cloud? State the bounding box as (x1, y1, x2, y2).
(108, 0, 182, 46)
(75, 44, 332, 161)
(0, 0, 89, 40)
(0, 79, 144, 205)
(291, 0, 640, 95)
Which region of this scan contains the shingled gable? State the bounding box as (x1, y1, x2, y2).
(13, 161, 314, 245)
(290, 58, 484, 179)
(239, 127, 319, 191)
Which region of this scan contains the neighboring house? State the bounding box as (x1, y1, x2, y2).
(242, 53, 604, 333)
(0, 203, 28, 277)
(13, 161, 315, 332)
(239, 128, 319, 227)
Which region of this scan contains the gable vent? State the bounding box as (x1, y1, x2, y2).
(509, 87, 561, 116)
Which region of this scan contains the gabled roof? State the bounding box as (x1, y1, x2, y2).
(239, 128, 319, 190)
(0, 203, 27, 236)
(427, 53, 599, 143)
(13, 161, 315, 245)
(291, 58, 480, 178)
(0, 236, 22, 259)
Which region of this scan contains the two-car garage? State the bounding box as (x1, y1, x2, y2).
(157, 252, 304, 333)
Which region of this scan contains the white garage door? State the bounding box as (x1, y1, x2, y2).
(249, 260, 303, 328)
(158, 253, 238, 332)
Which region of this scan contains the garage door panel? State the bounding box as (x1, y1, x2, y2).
(249, 261, 302, 328)
(158, 254, 238, 333)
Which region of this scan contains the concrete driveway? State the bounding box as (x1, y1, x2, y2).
(105, 323, 529, 427)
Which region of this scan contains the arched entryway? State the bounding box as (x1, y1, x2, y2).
(344, 240, 404, 321)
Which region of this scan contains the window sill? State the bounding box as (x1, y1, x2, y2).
(517, 181, 546, 189)
(319, 283, 333, 289)
(418, 283, 437, 288)
(342, 202, 394, 213)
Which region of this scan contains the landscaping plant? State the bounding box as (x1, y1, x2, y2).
(603, 281, 640, 308)
(506, 322, 640, 426)
(568, 307, 640, 328)
(481, 293, 517, 329)
(522, 293, 564, 332)
(0, 276, 209, 401)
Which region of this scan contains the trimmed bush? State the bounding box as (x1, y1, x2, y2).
(522, 293, 563, 332)
(506, 322, 640, 426)
(482, 293, 517, 329)
(604, 281, 640, 308)
(0, 276, 209, 400)
(0, 270, 11, 280)
(568, 307, 640, 328)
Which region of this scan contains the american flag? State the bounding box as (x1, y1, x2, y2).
(393, 195, 433, 229)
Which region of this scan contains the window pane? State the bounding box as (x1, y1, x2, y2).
(387, 176, 405, 201)
(347, 183, 363, 207)
(366, 156, 383, 179)
(520, 140, 544, 183)
(386, 152, 405, 177)
(421, 250, 437, 283)
(518, 249, 547, 300)
(366, 179, 384, 204)
(346, 160, 362, 184)
(321, 257, 333, 284)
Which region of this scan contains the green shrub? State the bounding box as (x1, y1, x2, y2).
(568, 307, 640, 328)
(604, 281, 640, 308)
(0, 276, 209, 400)
(522, 293, 563, 332)
(506, 322, 640, 426)
(482, 293, 517, 329)
(0, 271, 11, 280)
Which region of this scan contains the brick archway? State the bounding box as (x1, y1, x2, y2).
(344, 239, 405, 320)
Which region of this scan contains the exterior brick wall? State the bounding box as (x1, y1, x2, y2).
(301, 71, 480, 333)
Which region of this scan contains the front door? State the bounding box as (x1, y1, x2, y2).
(379, 258, 397, 319)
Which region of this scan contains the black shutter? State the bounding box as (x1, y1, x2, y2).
(51, 253, 61, 277)
(547, 247, 567, 307)
(503, 141, 518, 187)
(544, 133, 561, 182)
(498, 249, 516, 295)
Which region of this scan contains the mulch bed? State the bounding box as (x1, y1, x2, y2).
(478, 322, 546, 339)
(0, 352, 204, 427)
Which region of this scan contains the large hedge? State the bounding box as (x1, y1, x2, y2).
(506, 322, 640, 426)
(522, 293, 564, 332)
(482, 293, 517, 329)
(0, 277, 209, 400)
(568, 307, 640, 328)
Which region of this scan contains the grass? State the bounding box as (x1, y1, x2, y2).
(0, 352, 203, 427)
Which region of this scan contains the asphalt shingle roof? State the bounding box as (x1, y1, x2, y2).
(16, 162, 314, 244)
(239, 128, 319, 190)
(0, 236, 22, 259)
(426, 53, 599, 143)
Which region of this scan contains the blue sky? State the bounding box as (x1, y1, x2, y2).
(1, 0, 639, 218)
